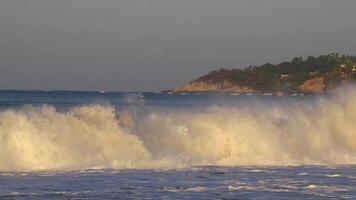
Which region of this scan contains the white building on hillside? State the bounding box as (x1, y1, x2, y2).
(352, 64, 356, 72)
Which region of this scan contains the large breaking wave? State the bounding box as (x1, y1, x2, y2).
(0, 88, 356, 171)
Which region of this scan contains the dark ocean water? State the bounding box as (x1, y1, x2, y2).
(0, 90, 308, 108)
(0, 90, 355, 199)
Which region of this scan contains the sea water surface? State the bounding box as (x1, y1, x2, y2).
(0, 90, 355, 199)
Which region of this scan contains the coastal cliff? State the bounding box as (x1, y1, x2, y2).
(173, 80, 255, 93)
(168, 54, 356, 94)
(298, 77, 325, 94)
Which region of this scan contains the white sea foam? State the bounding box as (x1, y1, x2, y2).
(0, 87, 356, 171)
(227, 185, 240, 190)
(297, 172, 308, 176)
(325, 174, 341, 177)
(304, 184, 350, 192)
(184, 186, 208, 192)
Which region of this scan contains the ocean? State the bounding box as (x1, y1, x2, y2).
(0, 90, 355, 199)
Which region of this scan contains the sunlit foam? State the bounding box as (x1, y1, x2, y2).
(0, 87, 356, 171)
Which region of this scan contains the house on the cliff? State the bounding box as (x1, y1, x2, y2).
(280, 74, 289, 80)
(340, 63, 356, 78)
(309, 71, 320, 76)
(352, 64, 356, 72)
(340, 64, 349, 78)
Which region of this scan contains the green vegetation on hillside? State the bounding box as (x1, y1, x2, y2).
(196, 54, 356, 92)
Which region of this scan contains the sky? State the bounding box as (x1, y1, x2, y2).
(0, 0, 356, 91)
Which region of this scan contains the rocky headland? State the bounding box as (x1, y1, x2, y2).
(167, 54, 356, 95)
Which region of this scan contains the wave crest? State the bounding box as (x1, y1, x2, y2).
(1, 88, 356, 171)
(0, 105, 150, 171)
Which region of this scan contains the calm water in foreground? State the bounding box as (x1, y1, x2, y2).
(0, 90, 355, 199)
(1, 166, 355, 199)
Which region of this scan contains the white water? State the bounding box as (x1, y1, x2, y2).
(0, 88, 356, 171)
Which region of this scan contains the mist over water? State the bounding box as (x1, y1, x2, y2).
(0, 88, 356, 171)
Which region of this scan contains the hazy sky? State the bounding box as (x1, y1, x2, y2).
(1, 0, 356, 91)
